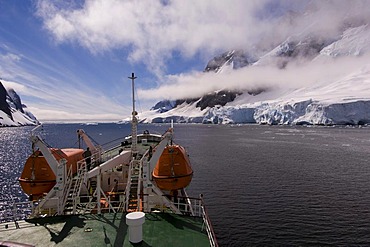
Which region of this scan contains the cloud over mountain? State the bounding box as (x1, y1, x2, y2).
(36, 0, 370, 79)
(135, 19, 370, 125)
(2, 0, 369, 123)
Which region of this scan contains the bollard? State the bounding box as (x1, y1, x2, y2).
(126, 212, 145, 243)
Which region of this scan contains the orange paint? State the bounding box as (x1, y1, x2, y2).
(152, 145, 193, 191)
(19, 148, 84, 200)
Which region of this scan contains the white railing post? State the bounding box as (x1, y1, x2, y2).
(199, 194, 218, 247)
(57, 159, 67, 215)
(125, 160, 134, 211)
(137, 160, 143, 211)
(12, 202, 17, 224)
(97, 173, 101, 214)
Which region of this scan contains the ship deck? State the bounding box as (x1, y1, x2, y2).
(0, 212, 210, 247)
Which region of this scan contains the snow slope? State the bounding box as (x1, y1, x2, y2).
(0, 81, 39, 127)
(139, 24, 370, 125)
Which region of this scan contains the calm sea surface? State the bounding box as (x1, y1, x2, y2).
(1, 123, 370, 246)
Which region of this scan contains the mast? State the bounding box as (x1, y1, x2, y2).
(129, 73, 138, 155)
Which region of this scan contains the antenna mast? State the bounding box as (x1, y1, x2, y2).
(129, 72, 138, 155)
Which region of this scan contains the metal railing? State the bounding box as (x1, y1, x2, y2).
(60, 162, 74, 212)
(76, 193, 126, 214)
(0, 193, 218, 246)
(200, 195, 219, 247)
(100, 145, 124, 163)
(156, 194, 218, 247)
(137, 160, 143, 211)
(124, 160, 133, 211)
(0, 201, 34, 224)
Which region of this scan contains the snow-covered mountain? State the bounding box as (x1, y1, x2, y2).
(138, 21, 370, 125)
(0, 81, 39, 127)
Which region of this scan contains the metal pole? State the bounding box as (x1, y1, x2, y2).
(129, 73, 137, 115)
(97, 173, 101, 214)
(128, 73, 138, 154)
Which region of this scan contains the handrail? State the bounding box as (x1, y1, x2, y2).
(157, 194, 218, 247)
(61, 163, 74, 213)
(0, 201, 34, 223)
(1, 193, 218, 247)
(200, 195, 219, 247)
(70, 161, 86, 214)
(124, 160, 133, 211)
(137, 160, 142, 211)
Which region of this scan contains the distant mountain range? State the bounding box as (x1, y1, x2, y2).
(138, 21, 370, 125)
(0, 81, 39, 127)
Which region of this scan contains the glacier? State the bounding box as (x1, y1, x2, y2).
(137, 24, 370, 126)
(139, 64, 370, 125)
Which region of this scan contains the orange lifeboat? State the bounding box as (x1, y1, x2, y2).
(19, 148, 84, 200)
(152, 145, 193, 191)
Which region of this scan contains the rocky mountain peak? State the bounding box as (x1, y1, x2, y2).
(0, 82, 12, 120)
(204, 50, 255, 73)
(0, 81, 39, 127)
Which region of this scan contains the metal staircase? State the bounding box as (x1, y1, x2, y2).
(62, 161, 87, 215)
(125, 159, 141, 212)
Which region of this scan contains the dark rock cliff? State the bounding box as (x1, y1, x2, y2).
(0, 82, 12, 120)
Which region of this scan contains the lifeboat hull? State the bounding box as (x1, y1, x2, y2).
(152, 145, 193, 191)
(19, 148, 84, 200)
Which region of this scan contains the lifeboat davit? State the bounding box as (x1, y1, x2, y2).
(19, 148, 84, 200)
(152, 145, 193, 191)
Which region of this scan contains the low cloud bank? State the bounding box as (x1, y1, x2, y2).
(138, 54, 370, 101)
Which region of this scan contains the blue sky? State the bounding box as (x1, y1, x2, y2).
(0, 0, 364, 122)
(0, 0, 212, 121)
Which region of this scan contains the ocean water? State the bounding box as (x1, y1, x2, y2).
(1, 123, 370, 246)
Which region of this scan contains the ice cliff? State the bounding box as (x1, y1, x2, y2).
(138, 22, 370, 125)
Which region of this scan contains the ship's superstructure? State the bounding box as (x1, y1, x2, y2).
(0, 73, 218, 247)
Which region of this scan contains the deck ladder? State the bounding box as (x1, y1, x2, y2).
(125, 159, 141, 211)
(62, 161, 87, 214)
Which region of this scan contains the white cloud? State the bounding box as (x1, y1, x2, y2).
(0, 45, 129, 121)
(137, 54, 370, 101)
(36, 0, 273, 77)
(1, 79, 27, 93)
(23, 81, 129, 121)
(1, 75, 128, 121)
(36, 0, 370, 79)
(0, 0, 363, 124)
(0, 52, 21, 63)
(27, 106, 123, 122)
